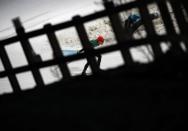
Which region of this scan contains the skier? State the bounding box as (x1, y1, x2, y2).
(124, 12, 160, 35)
(78, 35, 104, 75)
(125, 13, 141, 28)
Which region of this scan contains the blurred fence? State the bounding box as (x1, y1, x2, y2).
(0, 0, 187, 94)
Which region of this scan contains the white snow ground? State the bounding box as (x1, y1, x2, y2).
(0, 1, 170, 95)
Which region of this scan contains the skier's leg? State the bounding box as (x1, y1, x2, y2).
(82, 55, 101, 75)
(82, 62, 89, 75)
(96, 54, 102, 67)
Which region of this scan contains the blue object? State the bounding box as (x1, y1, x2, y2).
(62, 50, 78, 56)
(128, 14, 141, 23)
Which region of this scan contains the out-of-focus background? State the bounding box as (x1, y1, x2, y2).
(0, 0, 167, 94)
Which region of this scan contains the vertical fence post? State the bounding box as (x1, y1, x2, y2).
(0, 46, 21, 93)
(156, 0, 183, 54)
(104, 1, 134, 65)
(138, 1, 163, 58)
(44, 24, 71, 80)
(169, 0, 188, 50)
(12, 17, 44, 88)
(73, 15, 100, 75)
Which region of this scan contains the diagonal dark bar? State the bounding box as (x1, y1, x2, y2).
(12, 18, 44, 88)
(104, 1, 133, 65)
(138, 1, 163, 58)
(169, 0, 188, 51)
(0, 46, 21, 93)
(44, 24, 71, 80)
(156, 0, 183, 54)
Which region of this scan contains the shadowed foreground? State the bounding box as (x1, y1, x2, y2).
(0, 51, 187, 130)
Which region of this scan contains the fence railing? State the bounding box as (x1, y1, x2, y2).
(0, 0, 187, 93)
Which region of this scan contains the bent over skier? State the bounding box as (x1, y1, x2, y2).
(78, 35, 104, 75)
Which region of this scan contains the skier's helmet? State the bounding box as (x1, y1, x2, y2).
(97, 35, 104, 45)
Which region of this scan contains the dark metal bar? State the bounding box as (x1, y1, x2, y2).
(12, 18, 44, 87)
(181, 0, 188, 16)
(73, 15, 100, 74)
(169, 0, 188, 50)
(0, 46, 21, 93)
(138, 1, 163, 58)
(104, 1, 133, 64)
(44, 24, 71, 80)
(156, 0, 183, 53)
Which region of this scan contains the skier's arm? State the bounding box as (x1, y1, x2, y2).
(78, 40, 98, 54)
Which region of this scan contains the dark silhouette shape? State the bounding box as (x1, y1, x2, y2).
(78, 35, 104, 75)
